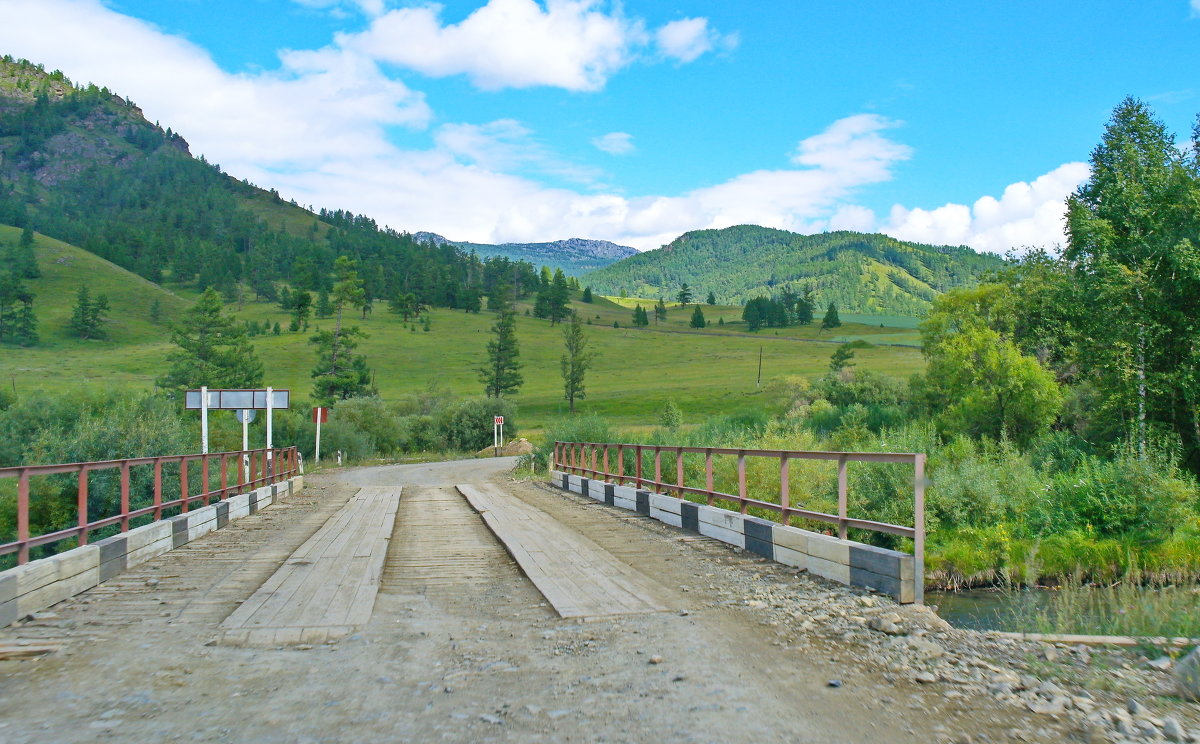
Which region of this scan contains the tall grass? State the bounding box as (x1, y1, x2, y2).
(995, 578, 1200, 639)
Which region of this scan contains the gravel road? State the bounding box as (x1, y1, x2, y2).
(0, 458, 1195, 743)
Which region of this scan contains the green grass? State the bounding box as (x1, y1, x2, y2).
(0, 230, 926, 431)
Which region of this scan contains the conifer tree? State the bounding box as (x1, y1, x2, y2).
(560, 314, 593, 413)
(68, 284, 110, 339)
(582, 286, 593, 303)
(654, 298, 667, 324)
(480, 304, 523, 398)
(821, 302, 841, 330)
(706, 291, 716, 306)
(676, 284, 693, 305)
(548, 268, 571, 325)
(690, 305, 706, 328)
(632, 304, 649, 327)
(14, 225, 39, 279)
(311, 256, 375, 403)
(0, 272, 38, 346)
(159, 288, 263, 394)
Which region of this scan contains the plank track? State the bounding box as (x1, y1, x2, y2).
(456, 483, 670, 620)
(217, 486, 402, 645)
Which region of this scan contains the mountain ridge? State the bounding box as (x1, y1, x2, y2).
(413, 232, 636, 275)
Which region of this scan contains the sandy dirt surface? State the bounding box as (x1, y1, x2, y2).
(0, 458, 1170, 743)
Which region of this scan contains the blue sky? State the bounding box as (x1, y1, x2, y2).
(2, 0, 1199, 252)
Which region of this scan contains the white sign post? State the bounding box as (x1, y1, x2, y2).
(312, 407, 328, 463)
(316, 416, 322, 464)
(200, 385, 209, 454)
(493, 415, 504, 456)
(266, 386, 274, 476)
(235, 409, 257, 482)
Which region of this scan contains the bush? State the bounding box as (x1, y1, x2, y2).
(436, 398, 517, 453)
(526, 414, 614, 472)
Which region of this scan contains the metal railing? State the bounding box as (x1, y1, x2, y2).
(554, 441, 925, 596)
(0, 446, 299, 565)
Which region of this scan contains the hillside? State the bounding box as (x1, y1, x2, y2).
(413, 232, 636, 275)
(582, 226, 1005, 316)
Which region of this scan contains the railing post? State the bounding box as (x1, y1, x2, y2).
(635, 445, 642, 489)
(676, 447, 684, 498)
(77, 468, 89, 546)
(590, 444, 597, 475)
(120, 461, 131, 531)
(705, 450, 714, 505)
(17, 469, 29, 564)
(602, 445, 609, 480)
(180, 457, 189, 514)
(653, 449, 662, 492)
(219, 455, 228, 501)
(779, 454, 790, 527)
(737, 453, 748, 514)
(616, 445, 624, 486)
(837, 456, 848, 540)
(914, 454, 926, 605)
(153, 458, 163, 520)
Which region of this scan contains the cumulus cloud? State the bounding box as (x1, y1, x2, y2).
(654, 17, 736, 62)
(880, 163, 1090, 254)
(1192, 0, 1200, 18)
(591, 131, 634, 155)
(336, 0, 649, 91)
(291, 0, 387, 18)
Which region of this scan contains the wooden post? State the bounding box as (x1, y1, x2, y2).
(77, 468, 89, 546)
(676, 447, 684, 498)
(914, 454, 926, 605)
(653, 449, 662, 490)
(635, 446, 643, 489)
(16, 470, 29, 564)
(120, 461, 131, 531)
(837, 456, 848, 540)
(617, 445, 624, 486)
(602, 445, 610, 480)
(737, 454, 747, 513)
(779, 454, 790, 527)
(153, 459, 163, 520)
(179, 458, 189, 514)
(705, 450, 714, 505)
(219, 455, 228, 501)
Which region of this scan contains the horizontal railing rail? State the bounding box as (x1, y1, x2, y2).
(0, 446, 299, 565)
(553, 440, 926, 602)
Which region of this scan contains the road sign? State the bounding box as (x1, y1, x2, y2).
(313, 407, 329, 423)
(494, 416, 504, 425)
(235, 409, 257, 424)
(185, 389, 290, 410)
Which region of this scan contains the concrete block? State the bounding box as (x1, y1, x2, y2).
(0, 597, 16, 626)
(680, 502, 700, 532)
(216, 501, 229, 529)
(743, 517, 774, 544)
(648, 494, 682, 515)
(94, 535, 127, 567)
(603, 483, 615, 506)
(806, 533, 851, 565)
(171, 514, 190, 548)
(650, 508, 682, 528)
(850, 567, 915, 604)
(744, 535, 774, 560)
(807, 555, 851, 584)
(8, 559, 59, 596)
(774, 545, 807, 569)
(188, 505, 218, 530)
(579, 478, 590, 498)
(52, 545, 100, 580)
(98, 556, 126, 582)
(772, 524, 810, 554)
(699, 506, 744, 534)
(248, 489, 260, 514)
(0, 573, 15, 604)
(849, 543, 914, 581)
(635, 491, 650, 516)
(125, 521, 172, 553)
(20, 567, 98, 613)
(612, 485, 637, 503)
(126, 535, 173, 567)
(698, 521, 745, 549)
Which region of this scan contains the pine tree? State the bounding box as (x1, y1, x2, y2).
(581, 286, 593, 303)
(676, 284, 693, 305)
(706, 291, 716, 306)
(159, 288, 263, 394)
(632, 304, 649, 327)
(690, 305, 706, 328)
(796, 286, 815, 325)
(291, 289, 312, 330)
(560, 314, 593, 413)
(480, 306, 523, 398)
(14, 225, 39, 279)
(821, 302, 841, 331)
(654, 298, 667, 324)
(0, 272, 37, 346)
(315, 288, 333, 318)
(311, 256, 375, 403)
(548, 268, 571, 325)
(68, 285, 110, 339)
(742, 301, 763, 332)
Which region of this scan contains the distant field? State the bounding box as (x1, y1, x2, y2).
(0, 232, 927, 430)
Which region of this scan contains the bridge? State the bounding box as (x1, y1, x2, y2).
(0, 447, 1101, 742)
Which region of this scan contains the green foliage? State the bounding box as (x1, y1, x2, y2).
(706, 291, 716, 306)
(631, 303, 649, 327)
(0, 270, 37, 346)
(436, 397, 518, 452)
(479, 308, 523, 398)
(829, 340, 870, 372)
(67, 284, 109, 339)
(310, 257, 375, 404)
(581, 286, 593, 303)
(658, 399, 682, 431)
(689, 305, 706, 328)
(821, 302, 841, 330)
(583, 226, 1003, 316)
(676, 283, 693, 305)
(159, 288, 263, 395)
(560, 314, 593, 413)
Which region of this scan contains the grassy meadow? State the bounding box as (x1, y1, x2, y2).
(0, 229, 926, 432)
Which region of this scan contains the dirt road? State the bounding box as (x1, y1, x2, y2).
(0, 459, 1085, 742)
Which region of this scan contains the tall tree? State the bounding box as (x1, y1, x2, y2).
(676, 284, 693, 305)
(560, 314, 593, 413)
(480, 305, 523, 398)
(548, 268, 571, 325)
(689, 305, 706, 328)
(821, 302, 841, 331)
(654, 298, 667, 324)
(706, 290, 716, 306)
(159, 288, 263, 394)
(290, 289, 312, 331)
(581, 286, 594, 303)
(12, 224, 39, 279)
(310, 256, 375, 403)
(632, 304, 649, 327)
(68, 284, 110, 339)
(1063, 97, 1200, 464)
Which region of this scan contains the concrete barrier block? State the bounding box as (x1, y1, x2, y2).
(603, 483, 615, 506)
(698, 520, 745, 549)
(52, 545, 100, 581)
(125, 521, 172, 553)
(680, 502, 700, 532)
(774, 545, 807, 569)
(850, 567, 915, 604)
(650, 508, 683, 528)
(849, 543, 914, 581)
(648, 494, 682, 515)
(126, 535, 174, 567)
(698, 506, 744, 534)
(612, 484, 637, 502)
(0, 597, 16, 626)
(807, 555, 851, 584)
(771, 524, 810, 555)
(635, 490, 651, 516)
(806, 533, 851, 565)
(19, 567, 98, 614)
(8, 559, 59, 597)
(0, 573, 15, 604)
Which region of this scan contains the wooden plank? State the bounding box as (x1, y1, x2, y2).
(457, 483, 670, 619)
(0, 642, 61, 659)
(219, 486, 401, 643)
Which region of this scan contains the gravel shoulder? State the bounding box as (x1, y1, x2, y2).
(0, 459, 1195, 743)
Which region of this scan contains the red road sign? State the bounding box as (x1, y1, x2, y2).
(494, 416, 504, 425)
(313, 407, 329, 423)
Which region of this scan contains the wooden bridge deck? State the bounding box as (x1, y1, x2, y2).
(456, 483, 671, 620)
(217, 486, 401, 645)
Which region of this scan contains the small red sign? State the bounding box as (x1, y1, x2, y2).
(313, 407, 329, 423)
(494, 416, 504, 425)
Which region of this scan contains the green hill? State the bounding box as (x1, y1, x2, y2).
(582, 225, 1005, 316)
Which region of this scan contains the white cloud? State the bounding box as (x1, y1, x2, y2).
(591, 131, 634, 155)
(337, 0, 650, 91)
(291, 0, 387, 18)
(655, 17, 733, 63)
(880, 162, 1090, 254)
(1192, 0, 1200, 18)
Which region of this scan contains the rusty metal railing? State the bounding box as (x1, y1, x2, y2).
(554, 441, 925, 599)
(0, 446, 299, 565)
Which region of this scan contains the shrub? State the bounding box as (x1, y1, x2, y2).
(436, 398, 517, 453)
